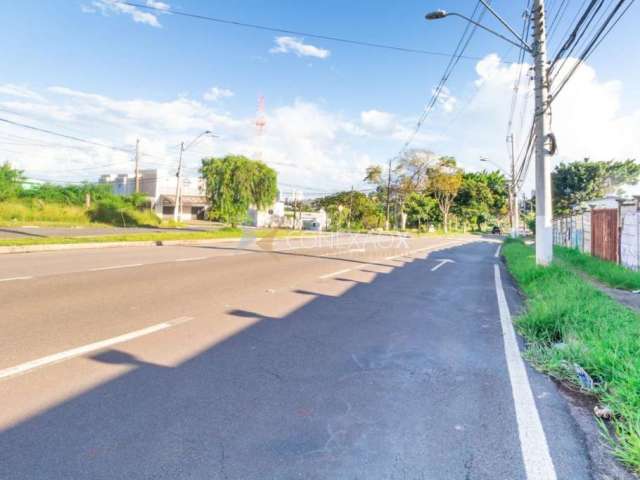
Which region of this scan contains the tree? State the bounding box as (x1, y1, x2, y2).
(403, 192, 437, 231)
(428, 157, 463, 233)
(313, 190, 383, 230)
(454, 170, 508, 231)
(552, 158, 640, 215)
(0, 162, 24, 201)
(363, 149, 435, 230)
(200, 155, 278, 226)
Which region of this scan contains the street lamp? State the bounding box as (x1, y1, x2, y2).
(174, 130, 218, 222)
(426, 0, 553, 265)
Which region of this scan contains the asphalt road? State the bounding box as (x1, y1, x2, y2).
(0, 234, 595, 479)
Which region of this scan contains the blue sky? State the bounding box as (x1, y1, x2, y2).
(1, 0, 639, 196)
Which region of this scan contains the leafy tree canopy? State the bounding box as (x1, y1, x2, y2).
(552, 158, 640, 214)
(0, 162, 24, 201)
(201, 155, 278, 225)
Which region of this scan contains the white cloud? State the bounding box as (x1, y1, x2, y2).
(0, 84, 45, 101)
(269, 36, 330, 59)
(435, 86, 457, 113)
(361, 110, 395, 132)
(203, 87, 234, 102)
(359, 109, 444, 145)
(429, 53, 640, 194)
(145, 0, 169, 11)
(0, 86, 379, 192)
(84, 0, 166, 28)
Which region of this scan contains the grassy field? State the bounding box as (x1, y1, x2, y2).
(555, 246, 640, 291)
(0, 228, 313, 247)
(502, 239, 640, 472)
(0, 200, 92, 225)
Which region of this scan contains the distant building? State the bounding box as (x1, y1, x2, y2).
(248, 201, 287, 228)
(99, 169, 209, 220)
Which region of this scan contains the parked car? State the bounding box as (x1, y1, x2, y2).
(491, 225, 502, 235)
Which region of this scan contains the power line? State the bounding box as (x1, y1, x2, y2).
(0, 117, 133, 154)
(121, 1, 491, 61)
(550, 0, 634, 102)
(396, 1, 486, 157)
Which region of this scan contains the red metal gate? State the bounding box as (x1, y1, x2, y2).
(591, 209, 618, 262)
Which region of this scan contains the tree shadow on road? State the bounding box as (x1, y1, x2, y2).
(0, 241, 524, 480)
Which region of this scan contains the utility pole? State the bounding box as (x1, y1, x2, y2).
(507, 133, 519, 237)
(532, 0, 553, 264)
(134, 138, 140, 194)
(174, 142, 184, 222)
(347, 185, 354, 230)
(385, 158, 392, 230)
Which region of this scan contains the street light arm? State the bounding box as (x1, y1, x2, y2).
(477, 0, 532, 53)
(446, 12, 532, 53)
(184, 131, 218, 152)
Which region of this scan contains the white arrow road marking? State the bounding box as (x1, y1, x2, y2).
(494, 265, 557, 479)
(430, 258, 454, 271)
(0, 316, 194, 381)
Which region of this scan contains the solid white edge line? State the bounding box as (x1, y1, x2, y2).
(494, 265, 557, 480)
(0, 276, 32, 282)
(0, 316, 193, 381)
(495, 244, 502, 258)
(89, 263, 143, 271)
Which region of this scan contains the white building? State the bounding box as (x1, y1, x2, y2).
(99, 169, 208, 220)
(248, 201, 287, 228)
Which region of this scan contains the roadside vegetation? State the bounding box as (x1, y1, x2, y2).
(555, 246, 640, 291)
(0, 163, 164, 227)
(313, 149, 509, 233)
(502, 239, 640, 472)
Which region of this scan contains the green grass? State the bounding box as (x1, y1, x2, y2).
(0, 228, 311, 247)
(502, 239, 640, 472)
(555, 246, 640, 291)
(0, 200, 91, 224)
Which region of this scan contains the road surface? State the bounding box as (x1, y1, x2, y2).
(0, 234, 596, 479)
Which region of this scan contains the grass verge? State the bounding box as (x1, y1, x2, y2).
(502, 239, 640, 472)
(0, 228, 312, 247)
(555, 246, 640, 291)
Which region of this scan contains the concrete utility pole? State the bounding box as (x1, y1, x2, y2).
(532, 0, 553, 265)
(425, 1, 554, 265)
(134, 138, 140, 194)
(174, 142, 184, 222)
(508, 134, 520, 238)
(385, 158, 392, 230)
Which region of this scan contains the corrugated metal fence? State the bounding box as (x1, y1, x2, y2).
(553, 200, 640, 271)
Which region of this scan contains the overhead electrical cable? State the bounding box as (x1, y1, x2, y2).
(121, 0, 489, 61)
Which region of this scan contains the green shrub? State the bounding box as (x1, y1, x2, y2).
(89, 199, 161, 227)
(0, 199, 90, 224)
(503, 239, 640, 471)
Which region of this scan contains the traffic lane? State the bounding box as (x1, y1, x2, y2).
(0, 236, 465, 367)
(0, 243, 409, 430)
(0, 232, 410, 280)
(0, 240, 526, 480)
